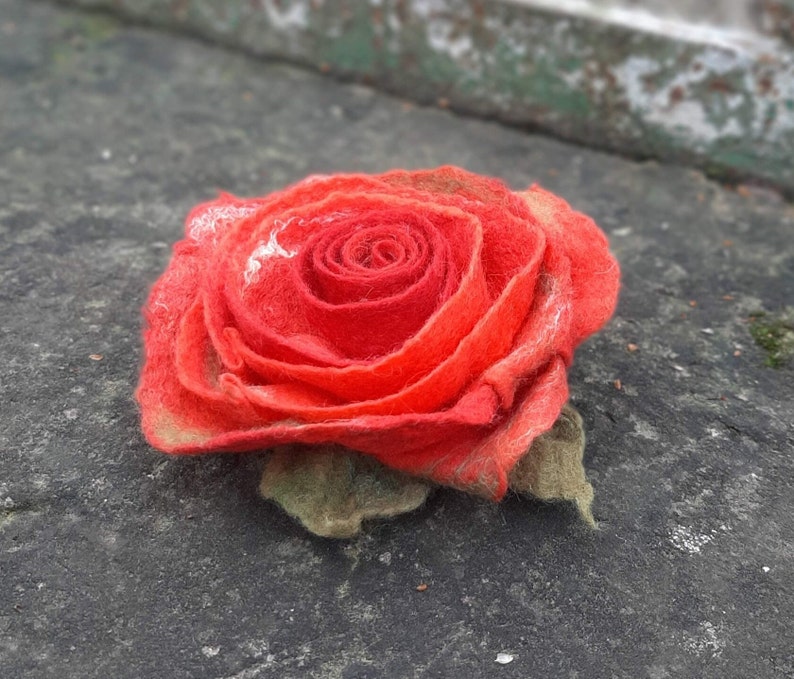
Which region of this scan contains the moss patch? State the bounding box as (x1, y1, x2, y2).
(749, 310, 794, 368)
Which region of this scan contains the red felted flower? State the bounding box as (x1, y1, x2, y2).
(137, 166, 619, 500)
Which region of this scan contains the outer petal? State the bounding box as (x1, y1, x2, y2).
(137, 243, 263, 448)
(521, 186, 620, 344)
(141, 357, 568, 500)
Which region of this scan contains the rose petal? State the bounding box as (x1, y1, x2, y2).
(143, 357, 568, 500)
(137, 245, 262, 446)
(522, 186, 620, 343)
(478, 244, 575, 410)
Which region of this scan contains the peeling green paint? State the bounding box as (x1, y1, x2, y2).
(57, 0, 794, 195)
(528, 59, 592, 118)
(318, 3, 379, 72)
(759, 0, 794, 44)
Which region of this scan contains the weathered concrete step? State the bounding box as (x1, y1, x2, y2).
(53, 0, 794, 195)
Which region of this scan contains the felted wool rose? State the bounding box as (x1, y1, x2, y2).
(137, 166, 619, 517)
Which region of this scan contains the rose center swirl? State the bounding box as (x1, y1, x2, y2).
(293, 214, 451, 359)
(304, 221, 429, 304)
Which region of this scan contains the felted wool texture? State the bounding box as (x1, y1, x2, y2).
(137, 166, 620, 499)
(261, 403, 590, 538)
(260, 444, 432, 539)
(508, 403, 595, 526)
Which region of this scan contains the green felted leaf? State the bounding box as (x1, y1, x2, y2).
(508, 403, 595, 526)
(260, 404, 594, 537)
(260, 444, 432, 538)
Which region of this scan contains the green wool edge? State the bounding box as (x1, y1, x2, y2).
(260, 445, 432, 539)
(260, 403, 597, 538)
(508, 403, 597, 528)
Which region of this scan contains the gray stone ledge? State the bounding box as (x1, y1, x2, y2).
(53, 0, 794, 195)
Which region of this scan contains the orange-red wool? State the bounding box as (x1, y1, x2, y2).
(136, 166, 620, 499)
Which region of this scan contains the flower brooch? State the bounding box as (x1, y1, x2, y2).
(137, 167, 619, 537)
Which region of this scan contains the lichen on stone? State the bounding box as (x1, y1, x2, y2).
(749, 309, 794, 368)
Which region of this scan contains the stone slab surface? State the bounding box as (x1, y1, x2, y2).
(1, 2, 793, 677)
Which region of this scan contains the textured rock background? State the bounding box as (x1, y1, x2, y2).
(1, 1, 792, 677)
